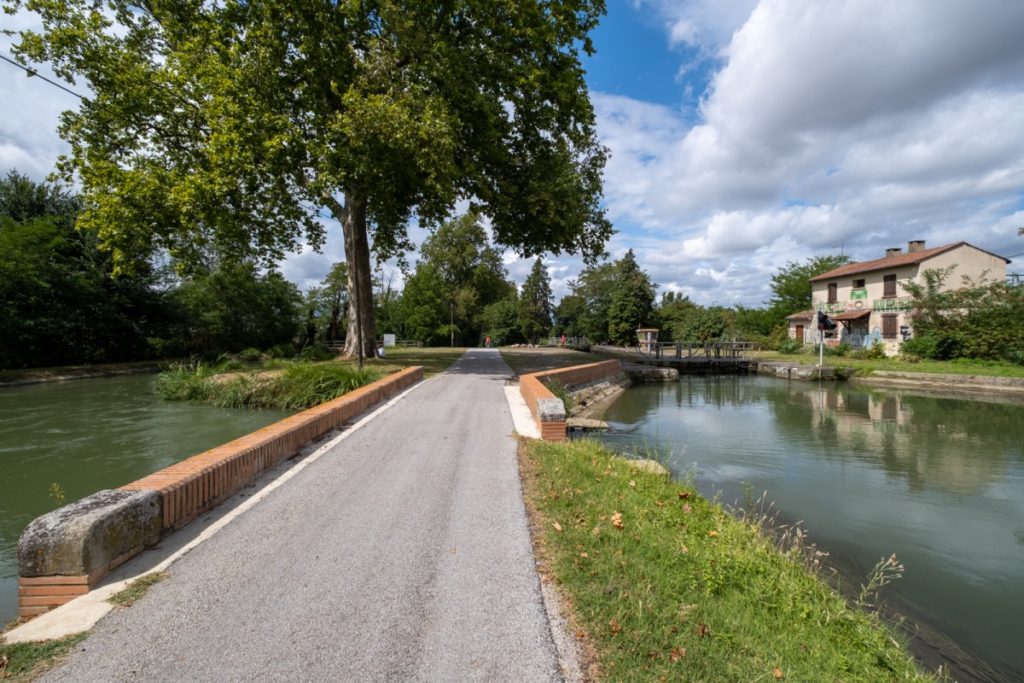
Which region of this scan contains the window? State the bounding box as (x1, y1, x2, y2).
(882, 314, 898, 339)
(883, 274, 897, 298)
(853, 278, 865, 289)
(827, 282, 838, 303)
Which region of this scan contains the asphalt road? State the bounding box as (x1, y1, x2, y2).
(44, 349, 560, 682)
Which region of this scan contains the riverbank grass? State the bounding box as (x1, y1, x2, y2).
(756, 350, 1024, 378)
(520, 439, 934, 682)
(108, 571, 168, 608)
(156, 362, 386, 410)
(0, 634, 85, 682)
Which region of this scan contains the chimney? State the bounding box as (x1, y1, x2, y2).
(885, 247, 902, 258)
(908, 240, 926, 253)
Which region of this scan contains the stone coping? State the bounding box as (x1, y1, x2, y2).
(518, 360, 622, 442)
(16, 365, 424, 618)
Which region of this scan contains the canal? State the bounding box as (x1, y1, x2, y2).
(0, 374, 290, 625)
(599, 376, 1024, 682)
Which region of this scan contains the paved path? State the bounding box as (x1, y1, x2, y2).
(44, 349, 560, 682)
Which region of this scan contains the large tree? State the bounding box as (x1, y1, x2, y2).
(519, 258, 554, 344)
(606, 249, 656, 345)
(8, 0, 612, 359)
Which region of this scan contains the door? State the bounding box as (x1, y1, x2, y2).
(795, 324, 804, 342)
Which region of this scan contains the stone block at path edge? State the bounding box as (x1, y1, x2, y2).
(19, 489, 162, 578)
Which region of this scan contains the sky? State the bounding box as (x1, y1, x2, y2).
(2, 0, 1024, 306)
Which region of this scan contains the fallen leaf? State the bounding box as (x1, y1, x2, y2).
(655, 500, 664, 507)
(0, 653, 9, 675)
(682, 503, 692, 513)
(450, 545, 457, 555)
(575, 629, 587, 640)
(707, 530, 718, 538)
(610, 618, 622, 635)
(696, 623, 710, 637)
(670, 647, 687, 662)
(611, 511, 624, 529)
(773, 668, 784, 679)
(580, 551, 589, 559)
(629, 480, 636, 488)
(678, 491, 690, 499)
(680, 545, 689, 553)
(553, 521, 563, 532)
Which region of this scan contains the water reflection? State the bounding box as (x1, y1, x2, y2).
(600, 376, 1024, 682)
(0, 375, 290, 624)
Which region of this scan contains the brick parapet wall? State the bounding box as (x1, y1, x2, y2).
(18, 366, 423, 618)
(519, 360, 622, 442)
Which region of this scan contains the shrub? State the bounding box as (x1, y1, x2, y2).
(298, 344, 336, 362)
(823, 342, 850, 357)
(268, 342, 297, 359)
(852, 341, 887, 360)
(777, 338, 803, 355)
(238, 347, 263, 363)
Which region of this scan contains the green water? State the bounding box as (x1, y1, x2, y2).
(600, 376, 1024, 683)
(0, 374, 290, 625)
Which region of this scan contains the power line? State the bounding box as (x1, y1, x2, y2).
(1, 53, 85, 100)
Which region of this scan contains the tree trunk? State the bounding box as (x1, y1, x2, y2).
(326, 192, 377, 359)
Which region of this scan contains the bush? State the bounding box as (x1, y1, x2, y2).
(268, 342, 297, 359)
(823, 342, 850, 357)
(238, 347, 263, 363)
(298, 344, 336, 362)
(777, 338, 803, 355)
(851, 341, 887, 360)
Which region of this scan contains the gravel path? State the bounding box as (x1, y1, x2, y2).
(43, 349, 560, 682)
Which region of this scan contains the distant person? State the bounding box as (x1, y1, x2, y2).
(485, 335, 491, 348)
(560, 334, 566, 347)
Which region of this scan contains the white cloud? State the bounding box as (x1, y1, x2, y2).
(591, 0, 1024, 305)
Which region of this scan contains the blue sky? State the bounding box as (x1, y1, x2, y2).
(3, 0, 1023, 305)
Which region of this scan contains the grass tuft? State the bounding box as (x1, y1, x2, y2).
(0, 634, 86, 682)
(520, 438, 935, 682)
(107, 571, 168, 607)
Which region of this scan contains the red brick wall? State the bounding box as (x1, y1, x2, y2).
(519, 360, 621, 442)
(18, 366, 423, 619)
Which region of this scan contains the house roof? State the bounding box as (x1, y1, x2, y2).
(786, 310, 815, 320)
(809, 241, 1011, 282)
(830, 309, 871, 321)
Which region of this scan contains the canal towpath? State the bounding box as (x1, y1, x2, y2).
(36, 349, 563, 681)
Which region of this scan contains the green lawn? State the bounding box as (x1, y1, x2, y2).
(755, 351, 1024, 378)
(520, 439, 935, 682)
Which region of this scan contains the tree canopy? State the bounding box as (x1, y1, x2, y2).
(519, 259, 554, 344)
(8, 0, 612, 358)
(768, 255, 851, 318)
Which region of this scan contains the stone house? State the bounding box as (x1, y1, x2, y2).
(788, 240, 1010, 355)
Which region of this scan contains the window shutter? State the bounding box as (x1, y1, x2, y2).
(883, 274, 897, 297)
(882, 314, 898, 338)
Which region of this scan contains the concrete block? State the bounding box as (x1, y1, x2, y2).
(18, 489, 162, 578)
(536, 397, 566, 422)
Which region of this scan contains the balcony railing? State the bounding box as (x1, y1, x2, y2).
(872, 297, 913, 312)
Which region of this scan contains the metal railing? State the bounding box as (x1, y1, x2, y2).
(644, 341, 758, 360)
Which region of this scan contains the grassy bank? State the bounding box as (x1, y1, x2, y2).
(156, 362, 387, 410)
(520, 439, 934, 682)
(756, 351, 1024, 378)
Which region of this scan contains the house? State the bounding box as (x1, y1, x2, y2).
(788, 240, 1010, 354)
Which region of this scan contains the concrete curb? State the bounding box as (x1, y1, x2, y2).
(13, 366, 424, 619)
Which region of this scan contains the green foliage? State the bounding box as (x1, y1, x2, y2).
(302, 262, 348, 347)
(902, 268, 1024, 362)
(399, 263, 450, 345)
(403, 212, 516, 345)
(108, 571, 167, 607)
(777, 338, 804, 355)
(268, 342, 298, 359)
(768, 255, 851, 320)
(659, 300, 736, 344)
(544, 380, 576, 414)
(156, 362, 384, 410)
(851, 341, 887, 360)
(238, 348, 264, 363)
(167, 262, 302, 355)
(519, 259, 554, 343)
(480, 295, 524, 346)
(0, 173, 168, 369)
(48, 482, 66, 507)
(606, 249, 657, 345)
(521, 440, 933, 682)
(298, 345, 336, 362)
(9, 0, 612, 358)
